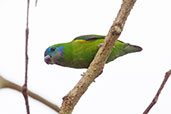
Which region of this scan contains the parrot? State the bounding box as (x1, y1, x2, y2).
(44, 35, 142, 68)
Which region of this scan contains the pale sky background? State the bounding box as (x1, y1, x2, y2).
(0, 0, 171, 114)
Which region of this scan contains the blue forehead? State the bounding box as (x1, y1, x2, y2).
(45, 47, 50, 55)
(45, 45, 64, 56)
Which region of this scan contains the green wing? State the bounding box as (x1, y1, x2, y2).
(73, 35, 105, 41)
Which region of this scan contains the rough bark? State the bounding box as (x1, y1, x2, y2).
(59, 0, 137, 114)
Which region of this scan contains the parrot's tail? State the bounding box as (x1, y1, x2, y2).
(106, 42, 142, 63)
(124, 44, 142, 53)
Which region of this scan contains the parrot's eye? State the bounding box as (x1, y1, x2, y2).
(50, 47, 56, 52)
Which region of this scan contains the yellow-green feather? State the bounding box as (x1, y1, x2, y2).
(50, 35, 142, 68)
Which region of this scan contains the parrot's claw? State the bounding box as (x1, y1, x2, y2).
(81, 72, 85, 76)
(80, 72, 97, 82)
(98, 43, 114, 48)
(98, 43, 103, 48)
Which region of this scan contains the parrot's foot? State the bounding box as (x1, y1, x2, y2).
(81, 70, 103, 82)
(81, 72, 85, 76)
(98, 43, 103, 48)
(81, 72, 96, 82)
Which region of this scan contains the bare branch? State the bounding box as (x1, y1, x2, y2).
(59, 0, 137, 114)
(0, 75, 60, 112)
(35, 0, 38, 6)
(143, 70, 171, 114)
(22, 0, 30, 113)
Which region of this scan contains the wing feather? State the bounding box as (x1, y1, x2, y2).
(73, 35, 105, 42)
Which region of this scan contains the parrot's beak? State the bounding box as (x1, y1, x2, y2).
(44, 55, 51, 64)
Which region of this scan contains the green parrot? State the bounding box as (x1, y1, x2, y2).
(44, 35, 142, 68)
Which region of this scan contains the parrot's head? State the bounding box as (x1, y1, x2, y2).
(44, 45, 64, 65)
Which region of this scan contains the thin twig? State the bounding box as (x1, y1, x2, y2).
(35, 0, 38, 6)
(59, 0, 137, 114)
(143, 70, 171, 114)
(0, 75, 60, 112)
(22, 0, 30, 114)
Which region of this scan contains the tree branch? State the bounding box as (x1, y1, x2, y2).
(59, 0, 137, 114)
(35, 0, 38, 6)
(0, 75, 60, 112)
(22, 0, 30, 113)
(143, 70, 171, 114)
